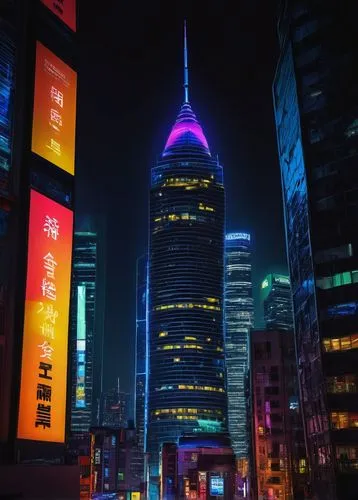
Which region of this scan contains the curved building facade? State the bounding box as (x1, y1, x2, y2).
(147, 100, 227, 482)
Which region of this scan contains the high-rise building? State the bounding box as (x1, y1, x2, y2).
(147, 24, 227, 495)
(251, 329, 307, 500)
(260, 273, 293, 331)
(70, 229, 98, 434)
(224, 232, 253, 465)
(0, 1, 78, 495)
(273, 2, 358, 498)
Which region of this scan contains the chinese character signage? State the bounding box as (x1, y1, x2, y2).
(17, 189, 73, 442)
(31, 42, 77, 176)
(41, 0, 76, 32)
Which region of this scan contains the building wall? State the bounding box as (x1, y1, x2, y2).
(70, 231, 97, 434)
(274, 2, 358, 498)
(251, 329, 306, 500)
(224, 232, 253, 461)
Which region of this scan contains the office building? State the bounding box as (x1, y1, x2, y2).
(224, 232, 253, 465)
(261, 273, 293, 331)
(147, 23, 227, 495)
(274, 1, 358, 498)
(0, 1, 78, 496)
(70, 229, 98, 434)
(251, 329, 307, 500)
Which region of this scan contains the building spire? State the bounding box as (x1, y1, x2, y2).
(184, 20, 189, 103)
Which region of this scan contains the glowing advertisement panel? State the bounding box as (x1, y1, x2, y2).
(41, 0, 76, 32)
(210, 476, 224, 496)
(31, 42, 77, 175)
(17, 189, 73, 442)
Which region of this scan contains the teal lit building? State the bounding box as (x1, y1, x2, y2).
(260, 273, 293, 331)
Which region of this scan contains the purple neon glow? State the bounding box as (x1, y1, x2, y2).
(164, 120, 209, 151)
(163, 102, 211, 155)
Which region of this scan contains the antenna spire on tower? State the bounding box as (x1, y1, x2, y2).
(184, 20, 189, 103)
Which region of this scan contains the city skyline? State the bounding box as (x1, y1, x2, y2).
(76, 5, 287, 392)
(2, 2, 358, 499)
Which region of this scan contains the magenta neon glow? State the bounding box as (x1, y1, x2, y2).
(164, 120, 209, 151)
(163, 102, 211, 155)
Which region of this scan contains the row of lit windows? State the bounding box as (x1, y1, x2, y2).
(178, 384, 225, 392)
(331, 412, 358, 430)
(157, 344, 204, 351)
(326, 375, 357, 393)
(322, 334, 358, 352)
(162, 177, 212, 188)
(154, 213, 197, 223)
(155, 384, 225, 393)
(316, 270, 358, 290)
(198, 202, 214, 212)
(154, 303, 221, 312)
(152, 408, 222, 416)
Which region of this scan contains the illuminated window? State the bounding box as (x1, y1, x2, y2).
(258, 426, 264, 435)
(326, 375, 357, 393)
(184, 336, 196, 341)
(299, 458, 306, 474)
(173, 357, 181, 362)
(158, 331, 168, 338)
(330, 412, 358, 429)
(198, 202, 215, 212)
(323, 334, 358, 352)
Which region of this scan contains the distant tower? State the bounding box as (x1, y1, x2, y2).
(260, 273, 293, 331)
(147, 22, 227, 495)
(70, 230, 98, 434)
(224, 232, 253, 462)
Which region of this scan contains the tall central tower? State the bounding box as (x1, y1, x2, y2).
(147, 23, 227, 493)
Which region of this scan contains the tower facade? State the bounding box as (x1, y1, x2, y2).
(147, 24, 227, 492)
(70, 230, 97, 434)
(261, 273, 293, 331)
(274, 1, 358, 498)
(224, 232, 253, 461)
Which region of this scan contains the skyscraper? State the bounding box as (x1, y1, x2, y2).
(147, 23, 227, 494)
(0, 1, 78, 495)
(70, 230, 98, 434)
(274, 2, 358, 498)
(135, 254, 147, 482)
(224, 232, 253, 464)
(260, 273, 293, 331)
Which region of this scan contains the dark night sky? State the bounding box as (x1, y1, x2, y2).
(76, 1, 288, 393)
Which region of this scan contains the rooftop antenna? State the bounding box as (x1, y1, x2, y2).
(184, 20, 189, 103)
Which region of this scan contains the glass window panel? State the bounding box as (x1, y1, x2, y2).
(331, 339, 340, 351)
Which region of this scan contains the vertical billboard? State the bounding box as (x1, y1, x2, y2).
(17, 189, 73, 442)
(41, 0, 76, 32)
(31, 42, 77, 175)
